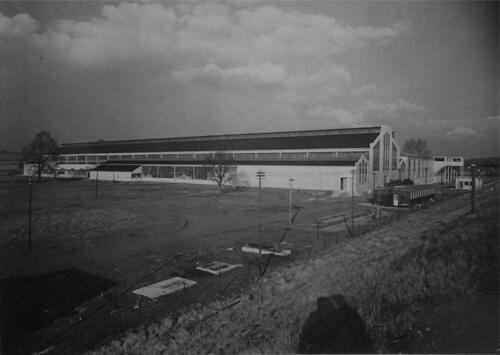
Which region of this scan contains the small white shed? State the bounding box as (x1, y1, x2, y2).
(455, 176, 483, 191)
(89, 164, 142, 181)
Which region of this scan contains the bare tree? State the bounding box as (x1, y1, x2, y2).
(22, 131, 58, 179)
(402, 138, 431, 158)
(205, 151, 235, 193)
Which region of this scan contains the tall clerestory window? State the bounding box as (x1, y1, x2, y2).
(372, 141, 380, 171)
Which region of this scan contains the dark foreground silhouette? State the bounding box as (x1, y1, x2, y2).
(1, 268, 115, 348)
(298, 295, 373, 354)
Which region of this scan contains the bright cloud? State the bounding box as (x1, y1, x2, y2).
(0, 12, 38, 37)
(8, 2, 406, 70)
(173, 62, 288, 87)
(361, 99, 425, 115)
(445, 126, 478, 136)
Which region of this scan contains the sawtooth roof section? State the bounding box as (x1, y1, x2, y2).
(93, 164, 141, 172)
(57, 127, 381, 155)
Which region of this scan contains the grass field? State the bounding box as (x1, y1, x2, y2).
(2, 177, 494, 354)
(1, 177, 399, 354)
(88, 180, 499, 355)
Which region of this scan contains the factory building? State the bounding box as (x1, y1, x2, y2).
(54, 125, 401, 195)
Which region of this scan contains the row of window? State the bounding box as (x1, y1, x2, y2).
(58, 151, 368, 164)
(358, 159, 369, 184)
(434, 157, 463, 162)
(142, 165, 237, 180)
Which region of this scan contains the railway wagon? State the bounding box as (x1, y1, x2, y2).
(373, 185, 436, 207)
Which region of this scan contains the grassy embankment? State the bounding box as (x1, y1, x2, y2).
(90, 184, 499, 354)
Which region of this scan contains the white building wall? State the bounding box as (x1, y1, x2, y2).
(59, 163, 96, 170)
(432, 157, 464, 174)
(455, 176, 483, 191)
(89, 170, 136, 181)
(368, 125, 400, 190)
(23, 162, 58, 177)
(398, 156, 464, 185)
(235, 165, 355, 192)
(141, 177, 215, 185)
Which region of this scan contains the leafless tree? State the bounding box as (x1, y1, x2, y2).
(22, 131, 58, 179)
(402, 138, 431, 158)
(205, 151, 235, 193)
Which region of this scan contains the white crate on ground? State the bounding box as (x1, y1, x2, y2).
(195, 261, 243, 275)
(241, 243, 291, 256)
(132, 277, 196, 299)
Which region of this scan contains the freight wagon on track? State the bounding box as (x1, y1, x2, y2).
(373, 185, 436, 207)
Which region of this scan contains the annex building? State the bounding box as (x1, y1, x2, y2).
(55, 125, 401, 195)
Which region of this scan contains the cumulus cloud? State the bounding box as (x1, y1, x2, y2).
(361, 99, 425, 115)
(3, 2, 406, 70)
(0, 2, 411, 148)
(325, 108, 361, 126)
(445, 126, 478, 136)
(350, 84, 378, 97)
(0, 12, 39, 37)
(173, 62, 287, 87)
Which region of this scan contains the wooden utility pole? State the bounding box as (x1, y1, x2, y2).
(351, 169, 354, 236)
(471, 164, 476, 214)
(256, 170, 265, 258)
(28, 178, 32, 248)
(95, 170, 99, 198)
(373, 171, 380, 225)
(288, 178, 295, 224)
(372, 171, 376, 195)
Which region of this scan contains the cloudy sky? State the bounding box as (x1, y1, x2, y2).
(1, 1, 498, 157)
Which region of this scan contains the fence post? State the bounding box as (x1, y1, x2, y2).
(256, 170, 265, 260)
(95, 170, 99, 198)
(471, 164, 476, 214)
(288, 178, 295, 224)
(28, 178, 32, 248)
(351, 169, 354, 237)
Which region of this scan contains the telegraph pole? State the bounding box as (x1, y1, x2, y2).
(471, 164, 476, 214)
(351, 169, 354, 236)
(373, 171, 380, 225)
(256, 170, 265, 259)
(28, 178, 32, 248)
(95, 170, 99, 198)
(288, 178, 295, 224)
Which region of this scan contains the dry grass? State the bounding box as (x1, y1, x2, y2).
(89, 185, 499, 354)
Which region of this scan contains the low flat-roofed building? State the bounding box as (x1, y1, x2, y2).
(398, 155, 464, 185)
(455, 175, 483, 191)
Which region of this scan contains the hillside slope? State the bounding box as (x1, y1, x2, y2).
(91, 183, 499, 354)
